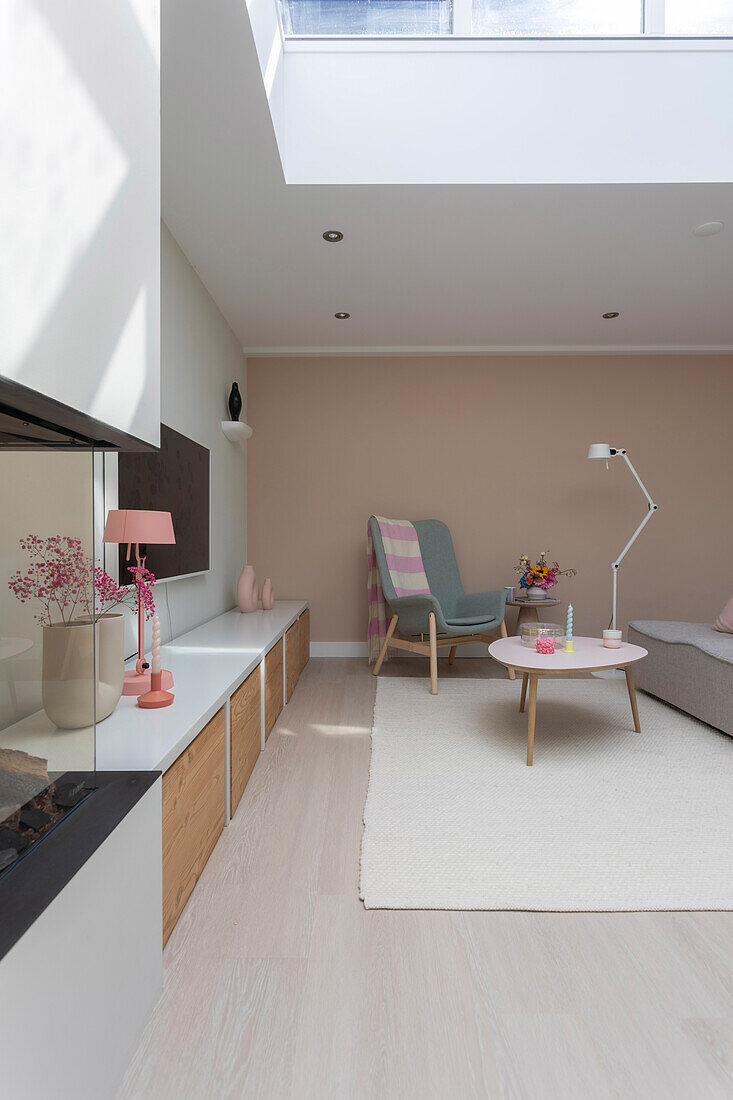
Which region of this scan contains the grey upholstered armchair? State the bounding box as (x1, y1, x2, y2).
(370, 518, 513, 693)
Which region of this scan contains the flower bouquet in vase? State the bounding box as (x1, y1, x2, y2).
(514, 551, 576, 602)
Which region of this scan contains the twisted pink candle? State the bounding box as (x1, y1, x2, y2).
(151, 615, 161, 674)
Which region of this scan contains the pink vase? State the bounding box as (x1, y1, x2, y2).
(261, 578, 274, 611)
(237, 565, 259, 613)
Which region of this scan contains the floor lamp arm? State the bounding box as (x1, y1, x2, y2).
(620, 451, 654, 508)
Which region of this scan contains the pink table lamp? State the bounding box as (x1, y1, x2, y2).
(103, 509, 175, 696)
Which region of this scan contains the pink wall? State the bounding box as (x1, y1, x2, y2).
(247, 356, 733, 645)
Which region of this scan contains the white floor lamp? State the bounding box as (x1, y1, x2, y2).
(587, 443, 659, 634)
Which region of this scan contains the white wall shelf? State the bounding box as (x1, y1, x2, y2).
(222, 420, 253, 441)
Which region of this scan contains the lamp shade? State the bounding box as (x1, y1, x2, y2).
(103, 509, 175, 545)
(587, 443, 612, 460)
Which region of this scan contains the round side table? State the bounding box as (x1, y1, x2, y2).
(506, 597, 561, 634)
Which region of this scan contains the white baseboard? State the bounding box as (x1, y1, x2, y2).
(309, 642, 492, 658)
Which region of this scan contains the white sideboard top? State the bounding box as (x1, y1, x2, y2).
(166, 603, 306, 656)
(2, 601, 308, 775)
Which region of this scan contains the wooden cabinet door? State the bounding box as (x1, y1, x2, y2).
(299, 608, 310, 676)
(162, 707, 225, 944)
(264, 637, 283, 740)
(230, 667, 261, 815)
(285, 621, 299, 703)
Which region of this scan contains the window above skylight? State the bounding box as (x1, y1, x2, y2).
(280, 0, 733, 39)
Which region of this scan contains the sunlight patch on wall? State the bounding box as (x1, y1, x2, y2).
(244, 0, 287, 158)
(262, 25, 283, 98)
(90, 288, 147, 432)
(0, 1, 128, 379)
(129, 0, 161, 63)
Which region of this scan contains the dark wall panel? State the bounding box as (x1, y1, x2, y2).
(117, 424, 210, 581)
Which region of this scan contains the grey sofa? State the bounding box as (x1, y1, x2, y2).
(628, 620, 733, 737)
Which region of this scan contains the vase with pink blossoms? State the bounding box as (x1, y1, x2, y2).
(8, 535, 156, 728)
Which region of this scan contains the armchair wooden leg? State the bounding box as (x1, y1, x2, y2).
(373, 615, 398, 676)
(500, 620, 516, 680)
(429, 612, 438, 695)
(448, 645, 457, 667)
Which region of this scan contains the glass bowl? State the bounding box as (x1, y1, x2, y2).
(520, 622, 566, 648)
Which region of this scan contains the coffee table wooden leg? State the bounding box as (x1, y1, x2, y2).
(519, 672, 528, 713)
(527, 673, 538, 766)
(625, 666, 641, 733)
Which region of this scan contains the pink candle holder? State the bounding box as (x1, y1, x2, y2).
(138, 670, 174, 709)
(535, 636, 555, 655)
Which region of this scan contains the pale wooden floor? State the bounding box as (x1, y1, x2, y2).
(118, 658, 733, 1100)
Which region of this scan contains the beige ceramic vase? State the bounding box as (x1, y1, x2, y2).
(42, 614, 124, 728)
(237, 565, 259, 613)
(261, 578, 274, 610)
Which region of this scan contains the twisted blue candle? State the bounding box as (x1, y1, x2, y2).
(566, 603, 573, 642)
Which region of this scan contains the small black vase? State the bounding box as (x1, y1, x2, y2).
(227, 381, 242, 422)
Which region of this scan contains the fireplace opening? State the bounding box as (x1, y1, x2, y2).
(0, 769, 159, 962)
(0, 774, 95, 878)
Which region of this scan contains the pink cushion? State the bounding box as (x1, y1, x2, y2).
(713, 596, 733, 633)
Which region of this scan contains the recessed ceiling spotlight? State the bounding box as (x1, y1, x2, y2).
(602, 311, 620, 319)
(323, 230, 344, 243)
(693, 221, 724, 237)
(334, 312, 350, 319)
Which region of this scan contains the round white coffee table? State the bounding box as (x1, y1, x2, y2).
(488, 635, 648, 766)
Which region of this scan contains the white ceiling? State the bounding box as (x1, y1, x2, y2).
(162, 0, 733, 353)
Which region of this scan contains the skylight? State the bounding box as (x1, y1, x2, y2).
(280, 0, 733, 39)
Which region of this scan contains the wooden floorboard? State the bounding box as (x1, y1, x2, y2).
(118, 657, 733, 1100)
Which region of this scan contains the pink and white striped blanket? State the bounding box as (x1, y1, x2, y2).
(367, 516, 430, 662)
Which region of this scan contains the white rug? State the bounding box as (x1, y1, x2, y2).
(360, 678, 733, 911)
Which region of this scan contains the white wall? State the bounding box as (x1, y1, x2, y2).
(152, 224, 247, 644)
(283, 40, 733, 184)
(0, 780, 162, 1100)
(0, 0, 160, 446)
